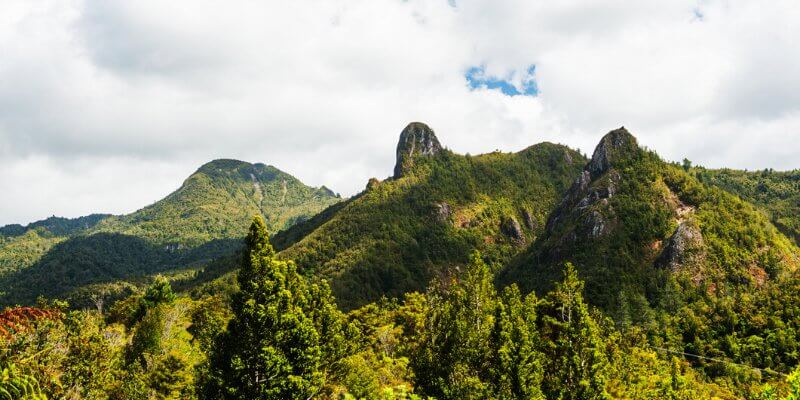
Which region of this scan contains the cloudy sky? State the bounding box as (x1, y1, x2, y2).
(1, 0, 799, 225)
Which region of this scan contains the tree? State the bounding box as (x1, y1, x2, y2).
(412, 251, 497, 399)
(0, 362, 46, 400)
(489, 285, 544, 399)
(201, 216, 323, 399)
(142, 275, 176, 308)
(413, 251, 545, 399)
(538, 263, 610, 400)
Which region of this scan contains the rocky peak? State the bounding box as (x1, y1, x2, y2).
(393, 122, 443, 179)
(587, 127, 639, 176)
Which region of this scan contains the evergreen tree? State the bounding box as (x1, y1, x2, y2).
(538, 263, 610, 400)
(412, 252, 550, 399)
(142, 275, 176, 308)
(412, 251, 497, 399)
(490, 285, 545, 399)
(201, 216, 323, 399)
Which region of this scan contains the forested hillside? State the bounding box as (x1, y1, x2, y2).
(2, 216, 799, 399)
(696, 168, 800, 245)
(2, 123, 800, 399)
(275, 122, 586, 308)
(503, 128, 798, 313)
(0, 160, 339, 306)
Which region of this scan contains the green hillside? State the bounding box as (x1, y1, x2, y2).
(274, 122, 586, 309)
(0, 160, 340, 306)
(3, 125, 800, 399)
(502, 127, 799, 318)
(696, 168, 800, 245)
(92, 159, 340, 247)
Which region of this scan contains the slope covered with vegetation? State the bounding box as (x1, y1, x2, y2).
(503, 128, 798, 313)
(696, 168, 800, 245)
(4, 217, 799, 399)
(499, 128, 800, 390)
(275, 122, 586, 309)
(92, 159, 340, 247)
(0, 160, 340, 306)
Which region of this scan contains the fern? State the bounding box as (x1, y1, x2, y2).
(0, 363, 46, 400)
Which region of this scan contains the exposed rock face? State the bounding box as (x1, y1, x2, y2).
(431, 202, 452, 223)
(563, 149, 574, 165)
(585, 211, 610, 238)
(522, 209, 537, 231)
(501, 217, 525, 244)
(587, 127, 638, 177)
(393, 122, 443, 179)
(544, 128, 639, 242)
(657, 221, 705, 271)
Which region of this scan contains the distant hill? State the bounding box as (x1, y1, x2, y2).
(696, 168, 800, 245)
(0, 160, 340, 306)
(274, 122, 586, 309)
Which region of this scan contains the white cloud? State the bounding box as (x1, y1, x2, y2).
(0, 0, 799, 225)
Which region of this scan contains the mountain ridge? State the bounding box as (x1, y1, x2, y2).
(274, 122, 587, 309)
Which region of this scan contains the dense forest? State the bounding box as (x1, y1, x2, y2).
(1, 123, 799, 399)
(2, 216, 799, 399)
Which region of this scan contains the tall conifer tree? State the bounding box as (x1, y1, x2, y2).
(201, 216, 323, 399)
(539, 263, 610, 400)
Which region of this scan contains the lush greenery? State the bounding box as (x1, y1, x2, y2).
(505, 128, 797, 311)
(2, 125, 800, 399)
(695, 168, 800, 245)
(0, 160, 339, 306)
(3, 217, 798, 399)
(275, 140, 586, 309)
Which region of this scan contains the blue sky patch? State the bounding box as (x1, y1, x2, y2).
(465, 65, 538, 96)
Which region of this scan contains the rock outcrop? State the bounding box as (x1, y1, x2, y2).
(501, 217, 525, 245)
(393, 122, 443, 179)
(521, 209, 537, 231)
(431, 202, 452, 223)
(657, 221, 705, 271)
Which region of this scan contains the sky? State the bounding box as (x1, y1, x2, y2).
(1, 0, 799, 226)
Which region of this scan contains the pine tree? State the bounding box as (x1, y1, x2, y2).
(201, 216, 323, 399)
(490, 285, 545, 399)
(539, 262, 610, 400)
(412, 251, 497, 399)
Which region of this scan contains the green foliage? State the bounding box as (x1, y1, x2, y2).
(93, 160, 340, 248)
(507, 130, 798, 316)
(759, 365, 800, 400)
(143, 275, 177, 306)
(697, 168, 800, 245)
(411, 252, 544, 399)
(490, 285, 543, 399)
(0, 160, 339, 307)
(0, 363, 46, 400)
(202, 216, 345, 399)
(276, 143, 586, 309)
(538, 263, 610, 400)
(1, 130, 799, 399)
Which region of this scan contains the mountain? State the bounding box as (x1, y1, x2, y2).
(0, 160, 340, 306)
(273, 122, 586, 309)
(501, 127, 799, 320)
